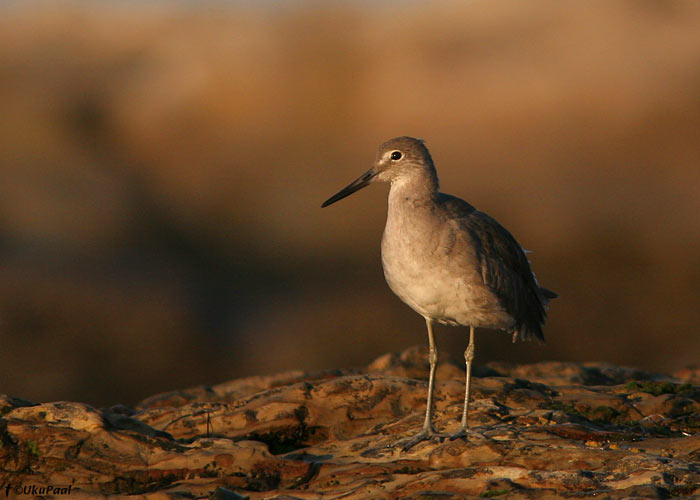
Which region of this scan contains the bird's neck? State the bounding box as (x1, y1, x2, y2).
(388, 170, 439, 207)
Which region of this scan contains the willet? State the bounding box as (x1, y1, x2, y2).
(322, 137, 556, 449)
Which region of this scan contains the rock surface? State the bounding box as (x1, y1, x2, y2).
(1, 347, 699, 499)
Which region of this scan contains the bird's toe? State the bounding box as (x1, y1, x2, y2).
(396, 428, 446, 451)
(448, 427, 469, 441)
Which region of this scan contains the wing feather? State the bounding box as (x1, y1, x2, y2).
(438, 193, 555, 342)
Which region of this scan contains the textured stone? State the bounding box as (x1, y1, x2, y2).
(1, 348, 698, 499)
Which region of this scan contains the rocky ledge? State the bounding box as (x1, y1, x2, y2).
(1, 347, 699, 499)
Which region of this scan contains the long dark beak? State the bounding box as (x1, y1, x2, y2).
(321, 168, 376, 207)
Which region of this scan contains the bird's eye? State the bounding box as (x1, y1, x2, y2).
(390, 151, 402, 161)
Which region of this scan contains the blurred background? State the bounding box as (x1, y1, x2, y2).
(1, 1, 699, 407)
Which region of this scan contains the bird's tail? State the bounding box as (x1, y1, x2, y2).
(540, 287, 558, 303)
(512, 286, 558, 344)
(514, 326, 546, 344)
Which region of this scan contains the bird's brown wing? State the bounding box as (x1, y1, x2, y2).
(438, 193, 554, 342)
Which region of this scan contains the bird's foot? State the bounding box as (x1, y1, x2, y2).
(396, 427, 445, 451)
(448, 426, 486, 442)
(448, 426, 469, 441)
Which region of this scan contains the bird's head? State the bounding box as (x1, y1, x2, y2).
(322, 136, 436, 207)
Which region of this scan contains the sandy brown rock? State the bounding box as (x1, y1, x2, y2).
(1, 348, 698, 499)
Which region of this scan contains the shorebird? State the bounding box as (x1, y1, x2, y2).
(321, 137, 556, 449)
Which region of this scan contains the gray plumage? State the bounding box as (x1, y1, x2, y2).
(322, 136, 556, 449)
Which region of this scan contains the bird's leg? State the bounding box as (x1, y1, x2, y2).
(399, 317, 443, 450)
(450, 325, 476, 440)
(421, 317, 439, 433)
